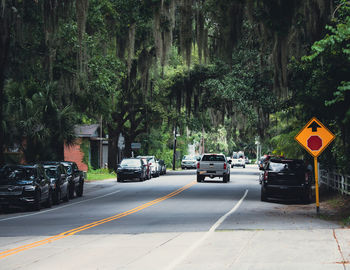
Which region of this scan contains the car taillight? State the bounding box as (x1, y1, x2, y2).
(224, 163, 227, 170)
(197, 162, 200, 169)
(264, 171, 268, 181)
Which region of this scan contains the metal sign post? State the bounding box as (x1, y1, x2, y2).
(295, 117, 335, 214)
(314, 157, 320, 213)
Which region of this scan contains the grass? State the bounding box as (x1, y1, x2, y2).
(319, 190, 350, 227)
(86, 168, 116, 181)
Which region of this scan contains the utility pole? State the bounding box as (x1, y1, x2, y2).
(202, 126, 205, 154)
(99, 116, 103, 168)
(172, 125, 177, 170)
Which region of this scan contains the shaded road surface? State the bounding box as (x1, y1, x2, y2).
(0, 165, 348, 270)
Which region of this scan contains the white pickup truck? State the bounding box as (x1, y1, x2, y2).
(196, 153, 231, 183)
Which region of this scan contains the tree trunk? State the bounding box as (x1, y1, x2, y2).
(107, 125, 120, 172)
(0, 4, 11, 165)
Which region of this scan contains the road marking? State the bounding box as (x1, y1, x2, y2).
(164, 189, 248, 270)
(0, 190, 122, 222)
(0, 181, 196, 259)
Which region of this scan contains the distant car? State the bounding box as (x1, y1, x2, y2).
(137, 156, 159, 177)
(231, 157, 245, 168)
(181, 155, 197, 169)
(231, 151, 245, 168)
(43, 164, 70, 204)
(259, 158, 313, 203)
(117, 158, 147, 182)
(158, 159, 166, 175)
(0, 164, 52, 211)
(196, 153, 231, 183)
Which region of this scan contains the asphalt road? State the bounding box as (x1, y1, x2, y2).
(0, 165, 348, 270)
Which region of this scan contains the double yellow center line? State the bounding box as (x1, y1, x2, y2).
(0, 181, 197, 259)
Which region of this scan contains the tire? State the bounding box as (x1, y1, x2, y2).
(62, 187, 69, 202)
(243, 165, 246, 168)
(227, 174, 230, 182)
(302, 188, 313, 204)
(261, 186, 267, 202)
(31, 191, 41, 211)
(45, 190, 52, 208)
(68, 183, 75, 199)
(76, 181, 84, 197)
(53, 189, 60, 205)
(223, 175, 228, 183)
(197, 175, 204, 182)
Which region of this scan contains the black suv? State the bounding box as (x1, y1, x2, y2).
(260, 158, 313, 203)
(0, 164, 52, 211)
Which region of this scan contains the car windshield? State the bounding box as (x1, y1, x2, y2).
(202, 155, 225, 162)
(0, 167, 36, 181)
(121, 159, 140, 167)
(45, 169, 57, 178)
(183, 155, 195, 160)
(63, 164, 72, 174)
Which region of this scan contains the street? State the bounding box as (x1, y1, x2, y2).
(0, 165, 348, 270)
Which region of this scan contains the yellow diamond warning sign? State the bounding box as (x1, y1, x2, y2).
(295, 117, 335, 157)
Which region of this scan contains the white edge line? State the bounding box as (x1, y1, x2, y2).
(164, 189, 248, 270)
(0, 190, 121, 222)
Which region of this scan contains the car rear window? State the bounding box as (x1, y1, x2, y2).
(202, 155, 225, 162)
(268, 161, 305, 172)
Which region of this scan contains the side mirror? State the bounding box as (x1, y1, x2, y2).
(197, 157, 201, 161)
(228, 160, 232, 164)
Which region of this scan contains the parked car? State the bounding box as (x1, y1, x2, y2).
(196, 153, 231, 183)
(158, 159, 166, 175)
(137, 156, 159, 177)
(140, 158, 151, 180)
(60, 161, 85, 199)
(117, 158, 147, 182)
(43, 164, 69, 204)
(181, 155, 197, 169)
(259, 158, 313, 203)
(0, 164, 52, 211)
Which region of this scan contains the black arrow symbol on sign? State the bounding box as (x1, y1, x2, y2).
(308, 121, 321, 132)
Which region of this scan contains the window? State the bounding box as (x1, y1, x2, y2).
(202, 155, 225, 162)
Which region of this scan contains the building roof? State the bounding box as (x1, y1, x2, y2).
(74, 124, 100, 138)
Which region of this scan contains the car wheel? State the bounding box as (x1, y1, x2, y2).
(62, 187, 69, 202)
(76, 180, 84, 197)
(45, 189, 52, 208)
(197, 175, 203, 182)
(223, 175, 228, 183)
(68, 183, 75, 199)
(261, 186, 267, 202)
(302, 188, 313, 204)
(53, 189, 60, 205)
(243, 165, 245, 168)
(31, 190, 41, 211)
(227, 174, 230, 182)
